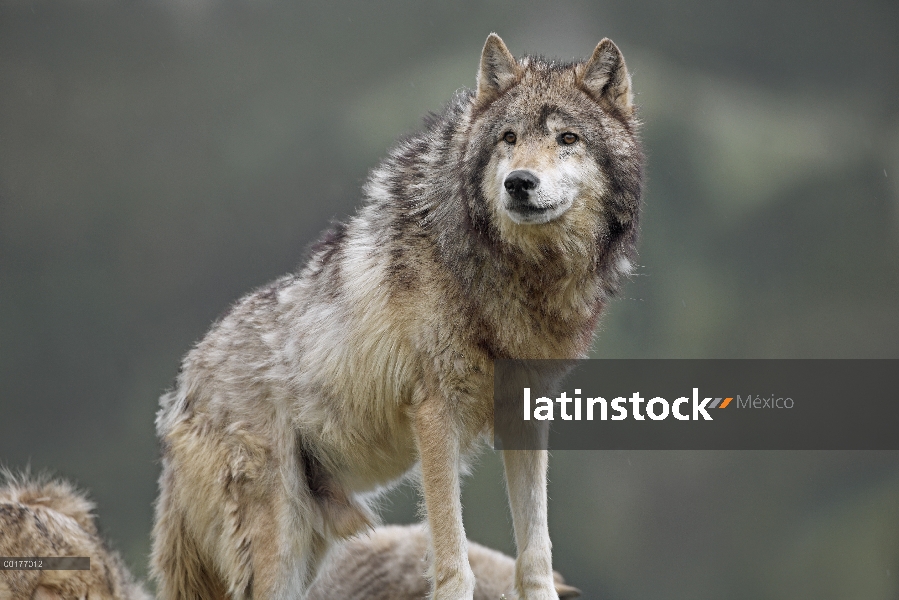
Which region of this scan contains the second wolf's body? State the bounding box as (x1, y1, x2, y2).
(308, 525, 580, 600)
(0, 472, 579, 600)
(152, 33, 642, 600)
(0, 473, 151, 600)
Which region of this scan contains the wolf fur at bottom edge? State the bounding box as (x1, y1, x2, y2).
(0, 472, 581, 599)
(150, 32, 643, 600)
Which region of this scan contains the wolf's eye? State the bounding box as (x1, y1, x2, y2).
(560, 132, 579, 145)
(503, 131, 517, 144)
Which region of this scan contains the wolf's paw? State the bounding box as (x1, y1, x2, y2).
(514, 551, 560, 600)
(431, 563, 476, 600)
(516, 587, 559, 600)
(515, 572, 560, 600)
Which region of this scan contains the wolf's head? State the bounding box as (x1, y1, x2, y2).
(462, 33, 642, 273)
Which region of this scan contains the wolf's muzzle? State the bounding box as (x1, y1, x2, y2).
(504, 170, 540, 203)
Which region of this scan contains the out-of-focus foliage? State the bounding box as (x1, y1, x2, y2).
(1, 1, 897, 598)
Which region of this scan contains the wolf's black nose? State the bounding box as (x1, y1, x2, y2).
(504, 170, 540, 202)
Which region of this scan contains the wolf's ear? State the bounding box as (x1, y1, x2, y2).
(555, 582, 583, 599)
(579, 38, 633, 116)
(476, 33, 520, 105)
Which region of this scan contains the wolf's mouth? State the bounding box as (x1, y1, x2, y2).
(508, 202, 553, 215)
(505, 200, 564, 224)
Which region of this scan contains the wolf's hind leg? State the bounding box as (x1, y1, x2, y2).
(153, 481, 327, 600)
(153, 421, 329, 600)
(151, 492, 230, 600)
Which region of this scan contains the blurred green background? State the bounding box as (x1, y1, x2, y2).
(2, 1, 898, 598)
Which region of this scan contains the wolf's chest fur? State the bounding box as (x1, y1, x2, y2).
(183, 190, 606, 489)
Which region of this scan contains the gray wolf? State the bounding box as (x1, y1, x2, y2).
(0, 474, 579, 600)
(152, 32, 642, 600)
(307, 525, 581, 600)
(0, 472, 151, 600)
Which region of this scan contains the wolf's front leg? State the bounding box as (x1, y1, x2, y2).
(414, 398, 476, 600)
(503, 449, 558, 600)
